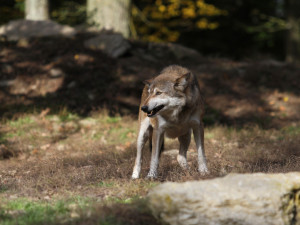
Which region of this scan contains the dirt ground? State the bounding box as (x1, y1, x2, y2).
(0, 34, 300, 224)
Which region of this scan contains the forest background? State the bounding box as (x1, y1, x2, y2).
(1, 0, 300, 64)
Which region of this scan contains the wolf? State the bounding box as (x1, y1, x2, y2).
(132, 65, 209, 179)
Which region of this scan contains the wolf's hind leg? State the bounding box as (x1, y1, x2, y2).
(177, 130, 191, 170)
(193, 122, 209, 175)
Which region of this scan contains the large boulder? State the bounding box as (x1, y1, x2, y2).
(148, 173, 300, 225)
(0, 19, 76, 41)
(84, 33, 131, 58)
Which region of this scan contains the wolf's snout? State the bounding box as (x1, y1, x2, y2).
(141, 105, 148, 113)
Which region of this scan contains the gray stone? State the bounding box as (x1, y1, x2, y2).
(84, 33, 131, 58)
(167, 43, 201, 60)
(49, 68, 65, 78)
(0, 19, 76, 41)
(148, 173, 300, 225)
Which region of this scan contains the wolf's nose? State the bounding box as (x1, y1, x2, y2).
(141, 105, 148, 113)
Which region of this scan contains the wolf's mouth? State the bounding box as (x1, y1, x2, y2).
(147, 105, 164, 117)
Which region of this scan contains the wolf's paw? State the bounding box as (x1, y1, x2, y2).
(146, 171, 158, 180)
(177, 155, 189, 170)
(131, 172, 140, 179)
(198, 165, 209, 175)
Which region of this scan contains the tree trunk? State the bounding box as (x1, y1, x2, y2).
(87, 0, 131, 38)
(285, 0, 300, 65)
(25, 0, 49, 21)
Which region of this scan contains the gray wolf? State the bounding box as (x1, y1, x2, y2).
(132, 65, 209, 179)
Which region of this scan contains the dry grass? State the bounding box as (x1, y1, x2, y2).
(1, 112, 299, 197)
(0, 111, 299, 224)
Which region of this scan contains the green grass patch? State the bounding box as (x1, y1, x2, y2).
(0, 199, 69, 225)
(105, 196, 139, 204)
(0, 131, 26, 143)
(282, 125, 300, 136)
(58, 108, 80, 122)
(0, 197, 159, 225)
(0, 185, 8, 193)
(97, 181, 115, 188)
(105, 116, 122, 124)
(7, 117, 34, 128)
(0, 197, 92, 225)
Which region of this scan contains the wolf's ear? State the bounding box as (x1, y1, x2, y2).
(143, 78, 153, 87)
(174, 72, 190, 91)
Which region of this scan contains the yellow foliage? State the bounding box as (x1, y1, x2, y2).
(133, 0, 227, 42)
(197, 18, 209, 29)
(167, 3, 180, 17)
(182, 7, 196, 19)
(167, 31, 180, 42)
(159, 5, 166, 12)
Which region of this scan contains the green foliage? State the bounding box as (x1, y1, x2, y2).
(0, 0, 23, 25)
(51, 1, 86, 26)
(14, 0, 25, 12)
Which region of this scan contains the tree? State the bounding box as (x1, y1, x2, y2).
(25, 0, 49, 20)
(285, 0, 300, 65)
(87, 0, 131, 38)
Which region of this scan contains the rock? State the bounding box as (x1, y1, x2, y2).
(49, 68, 65, 78)
(167, 43, 202, 60)
(17, 38, 30, 47)
(148, 173, 300, 225)
(84, 33, 131, 58)
(67, 81, 76, 89)
(0, 19, 76, 41)
(0, 79, 15, 87)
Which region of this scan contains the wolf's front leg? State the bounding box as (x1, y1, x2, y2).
(132, 119, 150, 179)
(193, 122, 209, 175)
(147, 129, 164, 179)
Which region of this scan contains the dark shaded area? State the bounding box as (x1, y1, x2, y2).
(67, 200, 163, 225)
(0, 34, 300, 128)
(0, 0, 292, 60)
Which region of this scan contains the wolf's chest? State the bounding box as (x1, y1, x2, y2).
(157, 116, 198, 138)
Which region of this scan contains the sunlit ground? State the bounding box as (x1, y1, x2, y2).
(0, 36, 300, 224)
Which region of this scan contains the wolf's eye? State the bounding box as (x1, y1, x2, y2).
(156, 91, 162, 95)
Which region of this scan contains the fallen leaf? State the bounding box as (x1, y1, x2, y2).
(279, 106, 286, 111)
(41, 144, 50, 150)
(39, 108, 50, 118)
(31, 149, 38, 154)
(125, 141, 131, 148)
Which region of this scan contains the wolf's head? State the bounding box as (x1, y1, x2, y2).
(141, 66, 192, 118)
